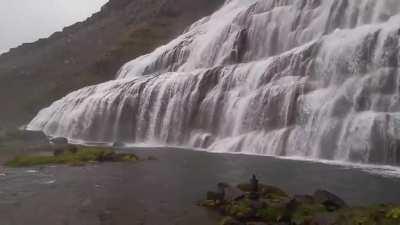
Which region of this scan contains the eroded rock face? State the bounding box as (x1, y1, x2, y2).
(29, 0, 400, 165)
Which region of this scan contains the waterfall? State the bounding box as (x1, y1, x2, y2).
(28, 0, 400, 165)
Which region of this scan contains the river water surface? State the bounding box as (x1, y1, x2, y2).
(1, 148, 400, 225)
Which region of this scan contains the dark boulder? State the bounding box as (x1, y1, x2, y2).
(224, 185, 245, 202)
(50, 137, 68, 145)
(207, 191, 223, 201)
(53, 144, 78, 156)
(112, 141, 125, 148)
(310, 212, 338, 225)
(293, 195, 315, 204)
(220, 217, 244, 225)
(313, 190, 347, 211)
(237, 183, 288, 197)
(246, 222, 269, 225)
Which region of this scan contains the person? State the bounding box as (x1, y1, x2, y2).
(249, 174, 259, 200)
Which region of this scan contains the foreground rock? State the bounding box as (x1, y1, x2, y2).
(199, 176, 400, 225)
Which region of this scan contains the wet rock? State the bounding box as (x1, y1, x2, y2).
(313, 190, 347, 211)
(281, 199, 300, 223)
(207, 191, 223, 201)
(50, 137, 68, 145)
(225, 199, 255, 220)
(293, 195, 315, 204)
(260, 185, 288, 198)
(220, 216, 245, 225)
(310, 212, 338, 225)
(224, 185, 245, 202)
(246, 222, 269, 225)
(237, 183, 288, 199)
(112, 141, 124, 148)
(53, 144, 78, 156)
(249, 200, 265, 210)
(98, 210, 113, 225)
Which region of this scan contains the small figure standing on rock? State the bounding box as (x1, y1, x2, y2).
(249, 174, 259, 200)
(217, 182, 227, 201)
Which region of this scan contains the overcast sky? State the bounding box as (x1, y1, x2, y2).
(0, 0, 108, 54)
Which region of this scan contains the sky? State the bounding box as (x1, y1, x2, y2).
(0, 0, 109, 54)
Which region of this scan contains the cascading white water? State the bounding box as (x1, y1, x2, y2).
(28, 0, 400, 165)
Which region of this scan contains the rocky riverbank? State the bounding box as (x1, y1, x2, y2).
(200, 177, 400, 225)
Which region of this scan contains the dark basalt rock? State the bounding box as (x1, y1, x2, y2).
(220, 217, 244, 225)
(199, 176, 374, 225)
(112, 141, 125, 148)
(53, 144, 78, 156)
(313, 190, 347, 211)
(224, 185, 246, 202)
(50, 137, 68, 145)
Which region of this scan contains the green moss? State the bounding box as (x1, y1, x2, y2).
(386, 207, 400, 220)
(5, 147, 138, 167)
(219, 217, 238, 225)
(257, 206, 284, 222)
(334, 206, 389, 225)
(292, 203, 327, 225)
(225, 199, 253, 219)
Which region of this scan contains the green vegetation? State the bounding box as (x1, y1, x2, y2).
(6, 147, 138, 167)
(386, 207, 400, 220)
(201, 181, 400, 225)
(225, 199, 253, 219)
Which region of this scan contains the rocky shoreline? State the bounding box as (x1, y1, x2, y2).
(200, 176, 400, 225)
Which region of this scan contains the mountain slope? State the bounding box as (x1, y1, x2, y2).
(0, 0, 224, 129)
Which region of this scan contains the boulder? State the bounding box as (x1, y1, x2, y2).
(50, 137, 68, 145)
(112, 141, 125, 148)
(313, 190, 347, 211)
(293, 195, 315, 204)
(246, 222, 269, 225)
(237, 183, 288, 198)
(53, 144, 78, 156)
(220, 217, 244, 225)
(207, 191, 223, 201)
(310, 212, 338, 225)
(224, 185, 245, 202)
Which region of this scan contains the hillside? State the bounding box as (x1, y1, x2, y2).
(0, 0, 224, 129)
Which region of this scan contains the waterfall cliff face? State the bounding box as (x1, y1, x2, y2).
(28, 0, 400, 165)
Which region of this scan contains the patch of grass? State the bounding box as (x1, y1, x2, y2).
(5, 147, 138, 167)
(386, 207, 400, 220)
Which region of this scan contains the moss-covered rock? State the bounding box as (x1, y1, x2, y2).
(237, 183, 289, 199)
(5, 147, 138, 167)
(202, 180, 400, 225)
(225, 199, 254, 220)
(219, 216, 244, 225)
(291, 203, 327, 225)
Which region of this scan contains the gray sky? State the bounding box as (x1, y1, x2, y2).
(0, 0, 108, 54)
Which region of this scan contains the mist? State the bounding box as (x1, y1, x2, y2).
(0, 0, 108, 54)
